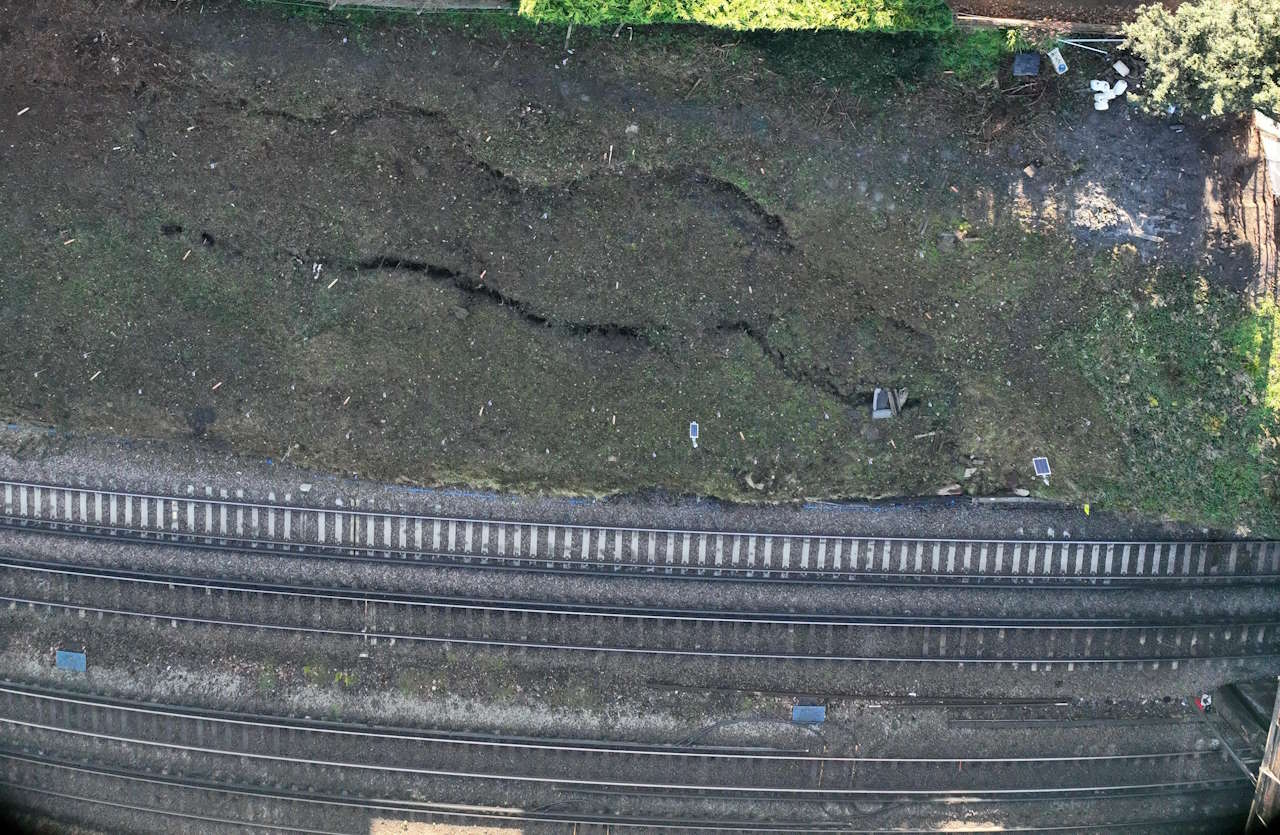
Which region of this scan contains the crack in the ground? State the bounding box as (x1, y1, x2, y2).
(241, 99, 524, 186)
(237, 98, 794, 250)
(288, 248, 882, 407)
(716, 321, 876, 408)
(249, 102, 447, 128)
(315, 254, 646, 343)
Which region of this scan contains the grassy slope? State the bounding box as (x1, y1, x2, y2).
(517, 0, 954, 31)
(1, 6, 1276, 532)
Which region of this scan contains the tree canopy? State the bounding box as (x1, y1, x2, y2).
(1124, 0, 1280, 117)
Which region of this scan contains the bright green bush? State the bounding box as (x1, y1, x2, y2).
(1124, 0, 1280, 116)
(517, 0, 954, 33)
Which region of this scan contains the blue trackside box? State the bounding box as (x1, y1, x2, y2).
(55, 650, 87, 672)
(791, 704, 826, 724)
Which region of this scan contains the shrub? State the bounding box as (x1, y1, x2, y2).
(517, 0, 954, 33)
(1123, 0, 1280, 116)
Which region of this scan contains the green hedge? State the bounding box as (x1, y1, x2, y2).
(517, 0, 954, 32)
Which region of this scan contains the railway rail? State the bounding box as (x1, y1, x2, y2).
(0, 682, 1253, 799)
(3, 478, 1279, 586)
(0, 751, 1250, 834)
(6, 557, 1280, 666)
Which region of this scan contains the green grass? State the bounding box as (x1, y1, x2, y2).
(1073, 273, 1280, 531)
(745, 29, 941, 92)
(937, 28, 1006, 82)
(518, 0, 953, 31)
(936, 28, 1039, 83)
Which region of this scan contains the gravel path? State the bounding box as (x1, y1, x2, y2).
(0, 423, 1224, 542)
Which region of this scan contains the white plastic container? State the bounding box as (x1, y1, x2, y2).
(1046, 47, 1068, 75)
(1111, 79, 1128, 97)
(1113, 60, 1130, 77)
(1090, 79, 1110, 93)
(1094, 93, 1110, 111)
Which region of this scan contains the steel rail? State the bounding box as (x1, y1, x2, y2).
(0, 751, 1248, 833)
(0, 682, 1223, 767)
(7, 589, 1279, 664)
(0, 713, 1246, 797)
(7, 555, 1264, 630)
(3, 477, 1276, 585)
(0, 678, 797, 754)
(15, 516, 1276, 590)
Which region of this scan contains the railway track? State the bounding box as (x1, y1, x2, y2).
(0, 681, 1249, 796)
(4, 478, 1278, 586)
(0, 751, 1249, 834)
(6, 557, 1280, 666)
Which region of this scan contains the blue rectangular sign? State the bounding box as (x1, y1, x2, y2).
(791, 704, 826, 724)
(55, 650, 86, 672)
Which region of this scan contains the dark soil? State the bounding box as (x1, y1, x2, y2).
(951, 0, 1177, 24)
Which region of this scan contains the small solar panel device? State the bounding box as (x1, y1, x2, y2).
(1032, 457, 1051, 478)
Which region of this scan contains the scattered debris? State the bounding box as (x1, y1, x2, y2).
(299, 483, 312, 493)
(913, 431, 937, 440)
(936, 483, 963, 496)
(963, 467, 978, 479)
(16, 107, 30, 116)
(451, 306, 469, 320)
(1013, 487, 1031, 497)
(1092, 71, 1130, 112)
(1022, 164, 1037, 178)
(88, 370, 101, 381)
(871, 388, 907, 420)
(210, 381, 223, 391)
(745, 473, 764, 490)
(327, 277, 339, 290)
(625, 124, 639, 136)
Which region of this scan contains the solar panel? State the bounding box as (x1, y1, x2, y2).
(1032, 457, 1051, 477)
(1012, 52, 1041, 77)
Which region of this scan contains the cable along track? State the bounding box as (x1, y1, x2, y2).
(2, 479, 1278, 586)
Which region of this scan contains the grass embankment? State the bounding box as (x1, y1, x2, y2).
(517, 0, 953, 31)
(1075, 277, 1279, 529)
(3, 4, 1276, 532)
